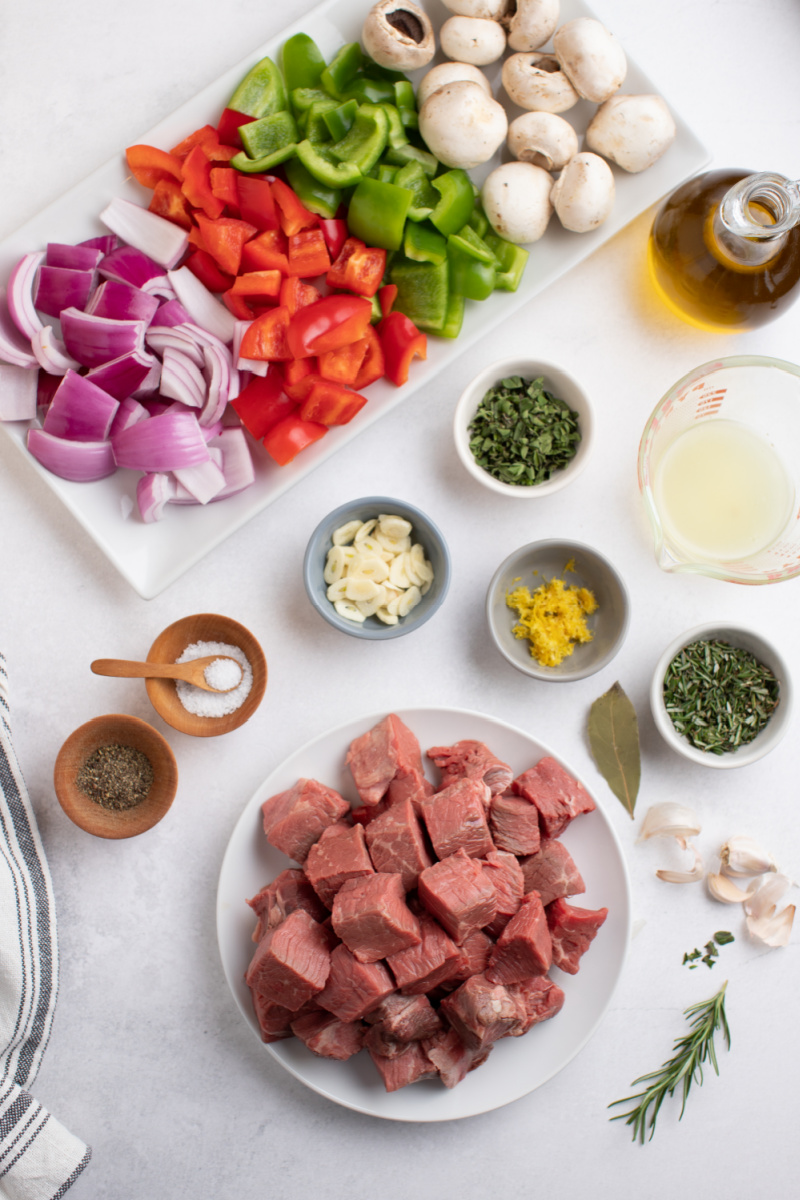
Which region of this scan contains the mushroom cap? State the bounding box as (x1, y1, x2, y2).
(507, 111, 579, 171)
(482, 161, 554, 243)
(501, 52, 579, 113)
(585, 93, 677, 172)
(417, 61, 493, 109)
(442, 0, 510, 18)
(503, 0, 560, 53)
(362, 0, 436, 71)
(553, 18, 626, 104)
(440, 15, 508, 66)
(550, 151, 616, 232)
(419, 80, 508, 169)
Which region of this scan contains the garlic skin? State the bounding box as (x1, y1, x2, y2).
(743, 873, 793, 920)
(746, 905, 795, 948)
(719, 836, 777, 878)
(637, 801, 702, 844)
(656, 841, 704, 884)
(706, 872, 753, 904)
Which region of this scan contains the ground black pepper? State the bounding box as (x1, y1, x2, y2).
(76, 744, 154, 811)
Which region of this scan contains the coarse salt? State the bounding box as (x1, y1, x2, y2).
(175, 640, 252, 717)
(204, 657, 243, 692)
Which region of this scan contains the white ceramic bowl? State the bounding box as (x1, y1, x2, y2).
(453, 357, 594, 497)
(650, 622, 793, 768)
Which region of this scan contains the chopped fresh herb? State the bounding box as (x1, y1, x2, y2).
(714, 931, 735, 945)
(662, 639, 780, 755)
(683, 932, 734, 968)
(467, 374, 581, 487)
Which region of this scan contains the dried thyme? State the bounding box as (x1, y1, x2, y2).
(76, 744, 154, 811)
(467, 375, 581, 486)
(662, 639, 779, 754)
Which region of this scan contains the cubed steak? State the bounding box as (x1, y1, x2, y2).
(512, 757, 595, 838)
(448, 929, 494, 982)
(386, 910, 463, 994)
(485, 892, 553, 985)
(439, 974, 529, 1050)
(422, 1027, 492, 1089)
(304, 823, 375, 908)
(427, 740, 513, 797)
(316, 943, 395, 1021)
(420, 778, 494, 860)
(346, 714, 429, 807)
(289, 1010, 366, 1061)
(331, 872, 421, 962)
(418, 849, 497, 944)
(368, 1041, 438, 1092)
(247, 868, 328, 941)
(261, 778, 350, 863)
(519, 837, 586, 906)
(245, 909, 331, 1010)
(249, 992, 296, 1043)
(364, 797, 433, 890)
(489, 792, 541, 857)
(364, 993, 442, 1042)
(509, 974, 565, 1033)
(481, 850, 525, 938)
(546, 897, 608, 974)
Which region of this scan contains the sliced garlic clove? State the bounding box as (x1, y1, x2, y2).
(354, 519, 378, 543)
(746, 904, 795, 948)
(356, 586, 387, 617)
(326, 578, 349, 602)
(706, 872, 752, 904)
(375, 607, 399, 625)
(375, 530, 411, 555)
(743, 873, 794, 920)
(719, 835, 777, 878)
(656, 841, 704, 884)
(323, 546, 348, 585)
(397, 585, 422, 617)
(389, 554, 413, 589)
(333, 599, 366, 623)
(352, 555, 389, 583)
(332, 519, 363, 546)
(378, 514, 412, 539)
(637, 802, 702, 843)
(345, 576, 381, 603)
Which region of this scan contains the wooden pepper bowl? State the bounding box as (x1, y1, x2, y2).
(144, 613, 267, 737)
(53, 713, 178, 839)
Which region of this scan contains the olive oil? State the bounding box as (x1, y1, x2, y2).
(649, 169, 800, 331)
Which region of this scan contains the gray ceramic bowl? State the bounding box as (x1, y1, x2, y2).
(650, 622, 793, 768)
(303, 496, 451, 640)
(486, 539, 630, 681)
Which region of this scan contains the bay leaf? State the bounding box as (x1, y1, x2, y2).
(588, 681, 640, 818)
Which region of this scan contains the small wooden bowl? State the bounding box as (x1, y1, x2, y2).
(54, 714, 178, 839)
(144, 613, 267, 737)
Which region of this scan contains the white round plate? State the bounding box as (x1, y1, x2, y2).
(216, 707, 631, 1121)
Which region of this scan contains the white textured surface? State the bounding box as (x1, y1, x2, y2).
(1, 0, 799, 1196)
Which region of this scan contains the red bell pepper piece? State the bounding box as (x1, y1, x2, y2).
(126, 144, 184, 190)
(351, 325, 385, 390)
(319, 219, 348, 260)
(216, 107, 257, 149)
(231, 270, 282, 300)
(202, 140, 238, 164)
(241, 228, 289, 275)
(287, 295, 373, 358)
(282, 357, 316, 397)
(171, 125, 220, 157)
(271, 178, 318, 237)
(239, 306, 292, 361)
(299, 380, 368, 426)
(185, 249, 234, 293)
(377, 311, 427, 386)
(222, 289, 256, 320)
(378, 283, 398, 318)
(279, 276, 320, 316)
(263, 414, 327, 465)
(231, 366, 296, 439)
(326, 237, 386, 297)
(287, 228, 331, 279)
(317, 338, 368, 387)
(210, 167, 240, 211)
(148, 179, 193, 231)
(236, 177, 279, 232)
(180, 145, 225, 219)
(194, 214, 257, 276)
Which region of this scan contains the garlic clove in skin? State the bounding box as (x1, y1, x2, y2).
(743, 873, 794, 921)
(637, 801, 702, 843)
(656, 841, 704, 884)
(746, 905, 795, 948)
(706, 872, 754, 904)
(719, 835, 777, 878)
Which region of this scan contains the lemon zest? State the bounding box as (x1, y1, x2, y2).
(506, 576, 598, 667)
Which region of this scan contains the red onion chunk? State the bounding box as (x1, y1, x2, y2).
(0, 361, 38, 420)
(45, 243, 104, 271)
(80, 235, 118, 255)
(136, 471, 177, 523)
(112, 409, 210, 472)
(199, 341, 231, 426)
(37, 371, 61, 412)
(145, 325, 205, 367)
(99, 244, 166, 289)
(8, 252, 45, 339)
(86, 348, 159, 400)
(159, 347, 206, 409)
(167, 268, 236, 346)
(0, 290, 38, 368)
(141, 276, 175, 301)
(154, 298, 192, 327)
(27, 427, 116, 481)
(210, 426, 255, 499)
(86, 279, 160, 325)
(173, 451, 226, 504)
(131, 361, 162, 399)
(31, 326, 81, 376)
(109, 395, 149, 437)
(60, 307, 145, 368)
(34, 266, 97, 319)
(42, 370, 119, 441)
(100, 198, 188, 270)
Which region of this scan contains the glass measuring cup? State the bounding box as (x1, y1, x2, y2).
(638, 355, 800, 583)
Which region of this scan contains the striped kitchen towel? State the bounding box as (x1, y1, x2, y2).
(0, 653, 91, 1199)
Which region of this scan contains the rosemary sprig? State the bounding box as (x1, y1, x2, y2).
(609, 982, 730, 1143)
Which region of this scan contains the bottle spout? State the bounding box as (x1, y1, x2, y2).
(720, 172, 800, 240)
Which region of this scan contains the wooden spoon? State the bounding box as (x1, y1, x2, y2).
(91, 656, 243, 693)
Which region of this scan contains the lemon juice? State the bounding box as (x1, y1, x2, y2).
(653, 419, 794, 562)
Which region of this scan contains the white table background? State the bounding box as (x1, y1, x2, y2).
(1, 1, 799, 1196)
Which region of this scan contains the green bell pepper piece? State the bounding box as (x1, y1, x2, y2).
(429, 170, 475, 236)
(376, 163, 399, 184)
(362, 59, 410, 83)
(447, 222, 495, 265)
(295, 140, 363, 188)
(485, 232, 530, 292)
(281, 34, 326, 92)
(230, 144, 298, 174)
(431, 289, 465, 339)
(468, 203, 490, 239)
(390, 257, 449, 333)
(384, 142, 438, 176)
(290, 87, 330, 116)
(321, 43, 363, 97)
(323, 99, 358, 143)
(228, 57, 287, 120)
(239, 111, 299, 161)
(404, 221, 447, 266)
(393, 161, 438, 222)
(329, 104, 388, 174)
(284, 158, 342, 220)
(305, 98, 340, 145)
(340, 75, 397, 105)
(393, 80, 416, 113)
(348, 178, 413, 250)
(447, 242, 496, 301)
(379, 104, 408, 150)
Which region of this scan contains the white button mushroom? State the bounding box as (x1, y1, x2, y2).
(501, 52, 579, 113)
(585, 94, 677, 173)
(502, 0, 559, 52)
(361, 0, 436, 71)
(440, 15, 508, 66)
(441, 0, 510, 17)
(552, 18, 626, 104)
(550, 152, 616, 232)
(419, 80, 508, 169)
(507, 111, 578, 171)
(417, 61, 493, 109)
(482, 161, 554, 243)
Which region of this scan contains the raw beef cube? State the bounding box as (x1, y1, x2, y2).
(427, 740, 513, 797)
(368, 1042, 437, 1092)
(261, 778, 350, 863)
(418, 849, 498, 944)
(350, 798, 391, 827)
(420, 778, 493, 860)
(249, 992, 295, 1043)
(422, 1027, 492, 1089)
(546, 897, 608, 974)
(345, 714, 427, 806)
(315, 943, 395, 1021)
(365, 797, 433, 890)
(519, 837, 586, 906)
(304, 823, 375, 908)
(439, 973, 529, 1050)
(290, 1010, 365, 1061)
(245, 909, 331, 1010)
(386, 769, 434, 810)
(481, 849, 524, 938)
(363, 1026, 411, 1059)
(489, 792, 541, 857)
(447, 929, 494, 982)
(512, 757, 595, 838)
(485, 892, 553, 984)
(386, 911, 462, 994)
(331, 872, 421, 962)
(247, 868, 328, 941)
(509, 974, 565, 1033)
(364, 994, 442, 1042)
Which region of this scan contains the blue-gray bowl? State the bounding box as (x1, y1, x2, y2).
(303, 496, 451, 640)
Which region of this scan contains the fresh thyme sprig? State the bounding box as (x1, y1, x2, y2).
(609, 982, 731, 1143)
